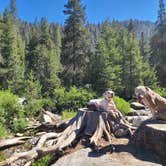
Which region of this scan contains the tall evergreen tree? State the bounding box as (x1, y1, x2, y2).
(61, 0, 91, 87)
(150, 0, 166, 87)
(10, 0, 18, 22)
(0, 9, 24, 92)
(156, 0, 166, 33)
(118, 28, 157, 99)
(87, 21, 122, 95)
(139, 32, 151, 61)
(26, 18, 62, 97)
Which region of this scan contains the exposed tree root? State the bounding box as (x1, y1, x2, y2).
(0, 108, 136, 166)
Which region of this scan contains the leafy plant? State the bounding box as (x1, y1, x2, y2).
(0, 123, 9, 138)
(54, 86, 95, 112)
(0, 90, 23, 129)
(62, 110, 77, 120)
(32, 155, 52, 166)
(114, 96, 131, 115)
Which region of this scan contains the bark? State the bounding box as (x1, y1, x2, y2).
(0, 109, 135, 166)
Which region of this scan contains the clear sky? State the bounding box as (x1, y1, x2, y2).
(0, 0, 165, 24)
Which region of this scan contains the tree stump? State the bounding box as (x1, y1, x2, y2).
(0, 109, 135, 166)
(132, 119, 166, 159)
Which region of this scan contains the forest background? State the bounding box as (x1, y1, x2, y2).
(0, 0, 165, 136)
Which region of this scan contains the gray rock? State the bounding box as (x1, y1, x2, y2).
(126, 116, 151, 127)
(131, 102, 145, 110)
(52, 147, 161, 166)
(136, 109, 151, 116)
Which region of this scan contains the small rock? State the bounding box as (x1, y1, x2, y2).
(15, 133, 24, 137)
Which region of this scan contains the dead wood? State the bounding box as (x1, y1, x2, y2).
(0, 137, 31, 150)
(0, 108, 135, 166)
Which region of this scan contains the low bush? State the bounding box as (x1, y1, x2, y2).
(114, 96, 131, 115)
(12, 118, 28, 133)
(24, 98, 54, 118)
(54, 86, 95, 112)
(61, 110, 77, 120)
(154, 88, 166, 98)
(0, 90, 23, 129)
(0, 123, 9, 138)
(32, 155, 52, 166)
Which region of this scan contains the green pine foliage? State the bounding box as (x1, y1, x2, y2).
(61, 0, 91, 87)
(26, 18, 62, 97)
(150, 0, 166, 87)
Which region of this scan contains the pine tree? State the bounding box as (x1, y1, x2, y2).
(0, 9, 25, 93)
(156, 0, 166, 33)
(150, 0, 166, 87)
(87, 21, 122, 95)
(10, 0, 18, 22)
(118, 28, 157, 99)
(26, 18, 62, 97)
(61, 0, 91, 87)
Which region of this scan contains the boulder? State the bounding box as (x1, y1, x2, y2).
(133, 119, 166, 159)
(126, 116, 150, 127)
(130, 102, 145, 110)
(126, 109, 139, 116)
(52, 147, 161, 166)
(136, 109, 151, 116)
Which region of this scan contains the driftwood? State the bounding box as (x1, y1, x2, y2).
(0, 137, 31, 150)
(0, 108, 135, 166)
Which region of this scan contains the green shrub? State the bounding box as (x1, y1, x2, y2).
(0, 123, 9, 138)
(12, 118, 28, 133)
(0, 90, 23, 129)
(114, 96, 131, 115)
(62, 110, 77, 120)
(54, 86, 95, 112)
(24, 98, 54, 118)
(154, 88, 166, 98)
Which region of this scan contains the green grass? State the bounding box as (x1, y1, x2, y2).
(32, 155, 52, 166)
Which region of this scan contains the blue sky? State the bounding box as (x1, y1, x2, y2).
(0, 0, 165, 24)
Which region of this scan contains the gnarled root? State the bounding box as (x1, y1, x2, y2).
(0, 109, 135, 166)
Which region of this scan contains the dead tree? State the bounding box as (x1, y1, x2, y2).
(0, 108, 136, 166)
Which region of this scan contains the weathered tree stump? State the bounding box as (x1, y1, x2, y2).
(0, 109, 135, 166)
(132, 119, 166, 159)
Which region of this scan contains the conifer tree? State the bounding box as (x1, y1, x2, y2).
(87, 21, 122, 95)
(156, 0, 166, 33)
(26, 18, 62, 97)
(61, 0, 91, 87)
(10, 0, 18, 22)
(0, 9, 25, 93)
(118, 28, 157, 99)
(150, 0, 166, 87)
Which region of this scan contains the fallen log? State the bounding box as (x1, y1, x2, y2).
(0, 108, 135, 166)
(0, 137, 31, 150)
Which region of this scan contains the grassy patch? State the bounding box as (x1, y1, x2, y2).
(32, 155, 52, 166)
